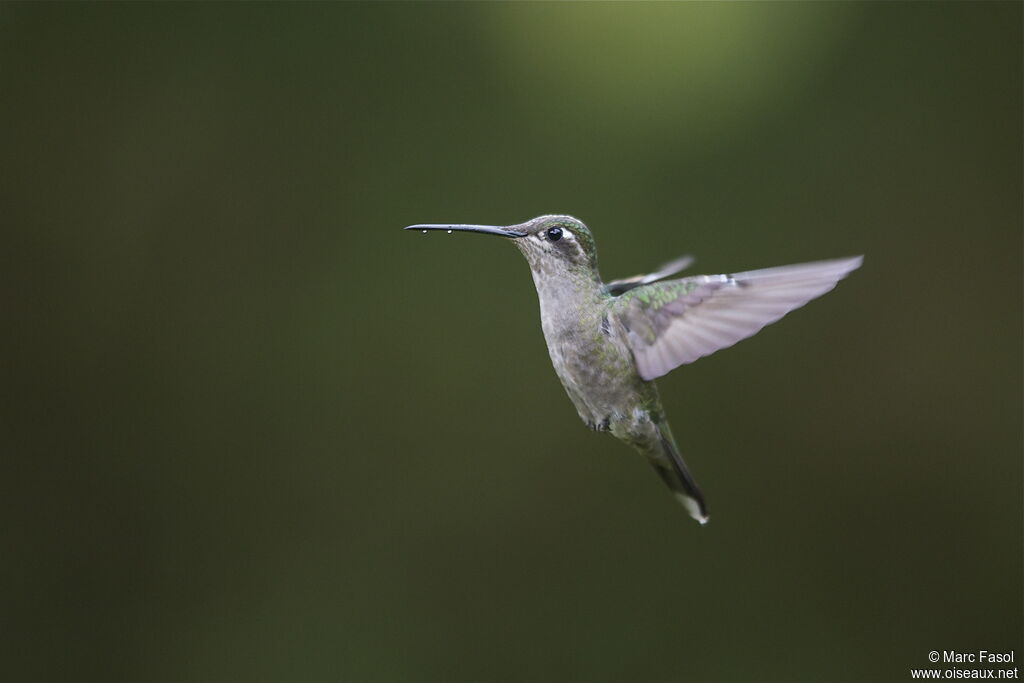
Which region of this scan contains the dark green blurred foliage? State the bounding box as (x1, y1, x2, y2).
(2, 3, 1020, 682)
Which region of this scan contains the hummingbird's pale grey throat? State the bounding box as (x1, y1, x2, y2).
(404, 215, 863, 524)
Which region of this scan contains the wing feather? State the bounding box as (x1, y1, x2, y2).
(615, 256, 863, 380)
(604, 254, 695, 295)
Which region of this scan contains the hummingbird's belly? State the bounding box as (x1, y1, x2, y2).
(543, 323, 649, 429)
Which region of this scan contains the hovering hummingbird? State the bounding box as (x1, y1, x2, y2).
(405, 215, 862, 524)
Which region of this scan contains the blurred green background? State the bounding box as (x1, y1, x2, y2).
(3, 3, 1020, 682)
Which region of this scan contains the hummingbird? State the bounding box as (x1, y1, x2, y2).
(405, 215, 862, 524)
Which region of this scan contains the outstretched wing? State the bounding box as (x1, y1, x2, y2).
(604, 254, 695, 296)
(614, 256, 863, 381)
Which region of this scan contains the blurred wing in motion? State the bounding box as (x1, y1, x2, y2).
(614, 256, 864, 381)
(604, 254, 696, 296)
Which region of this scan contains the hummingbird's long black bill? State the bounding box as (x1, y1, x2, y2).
(404, 223, 527, 238)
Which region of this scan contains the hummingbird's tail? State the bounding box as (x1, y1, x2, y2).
(650, 423, 709, 525)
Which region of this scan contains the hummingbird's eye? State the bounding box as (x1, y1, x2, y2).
(546, 227, 563, 242)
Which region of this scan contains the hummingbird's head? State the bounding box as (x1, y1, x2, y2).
(511, 215, 598, 273)
(404, 214, 599, 275)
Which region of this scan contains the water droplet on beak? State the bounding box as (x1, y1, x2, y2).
(447, 230, 452, 234)
(421, 230, 427, 234)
